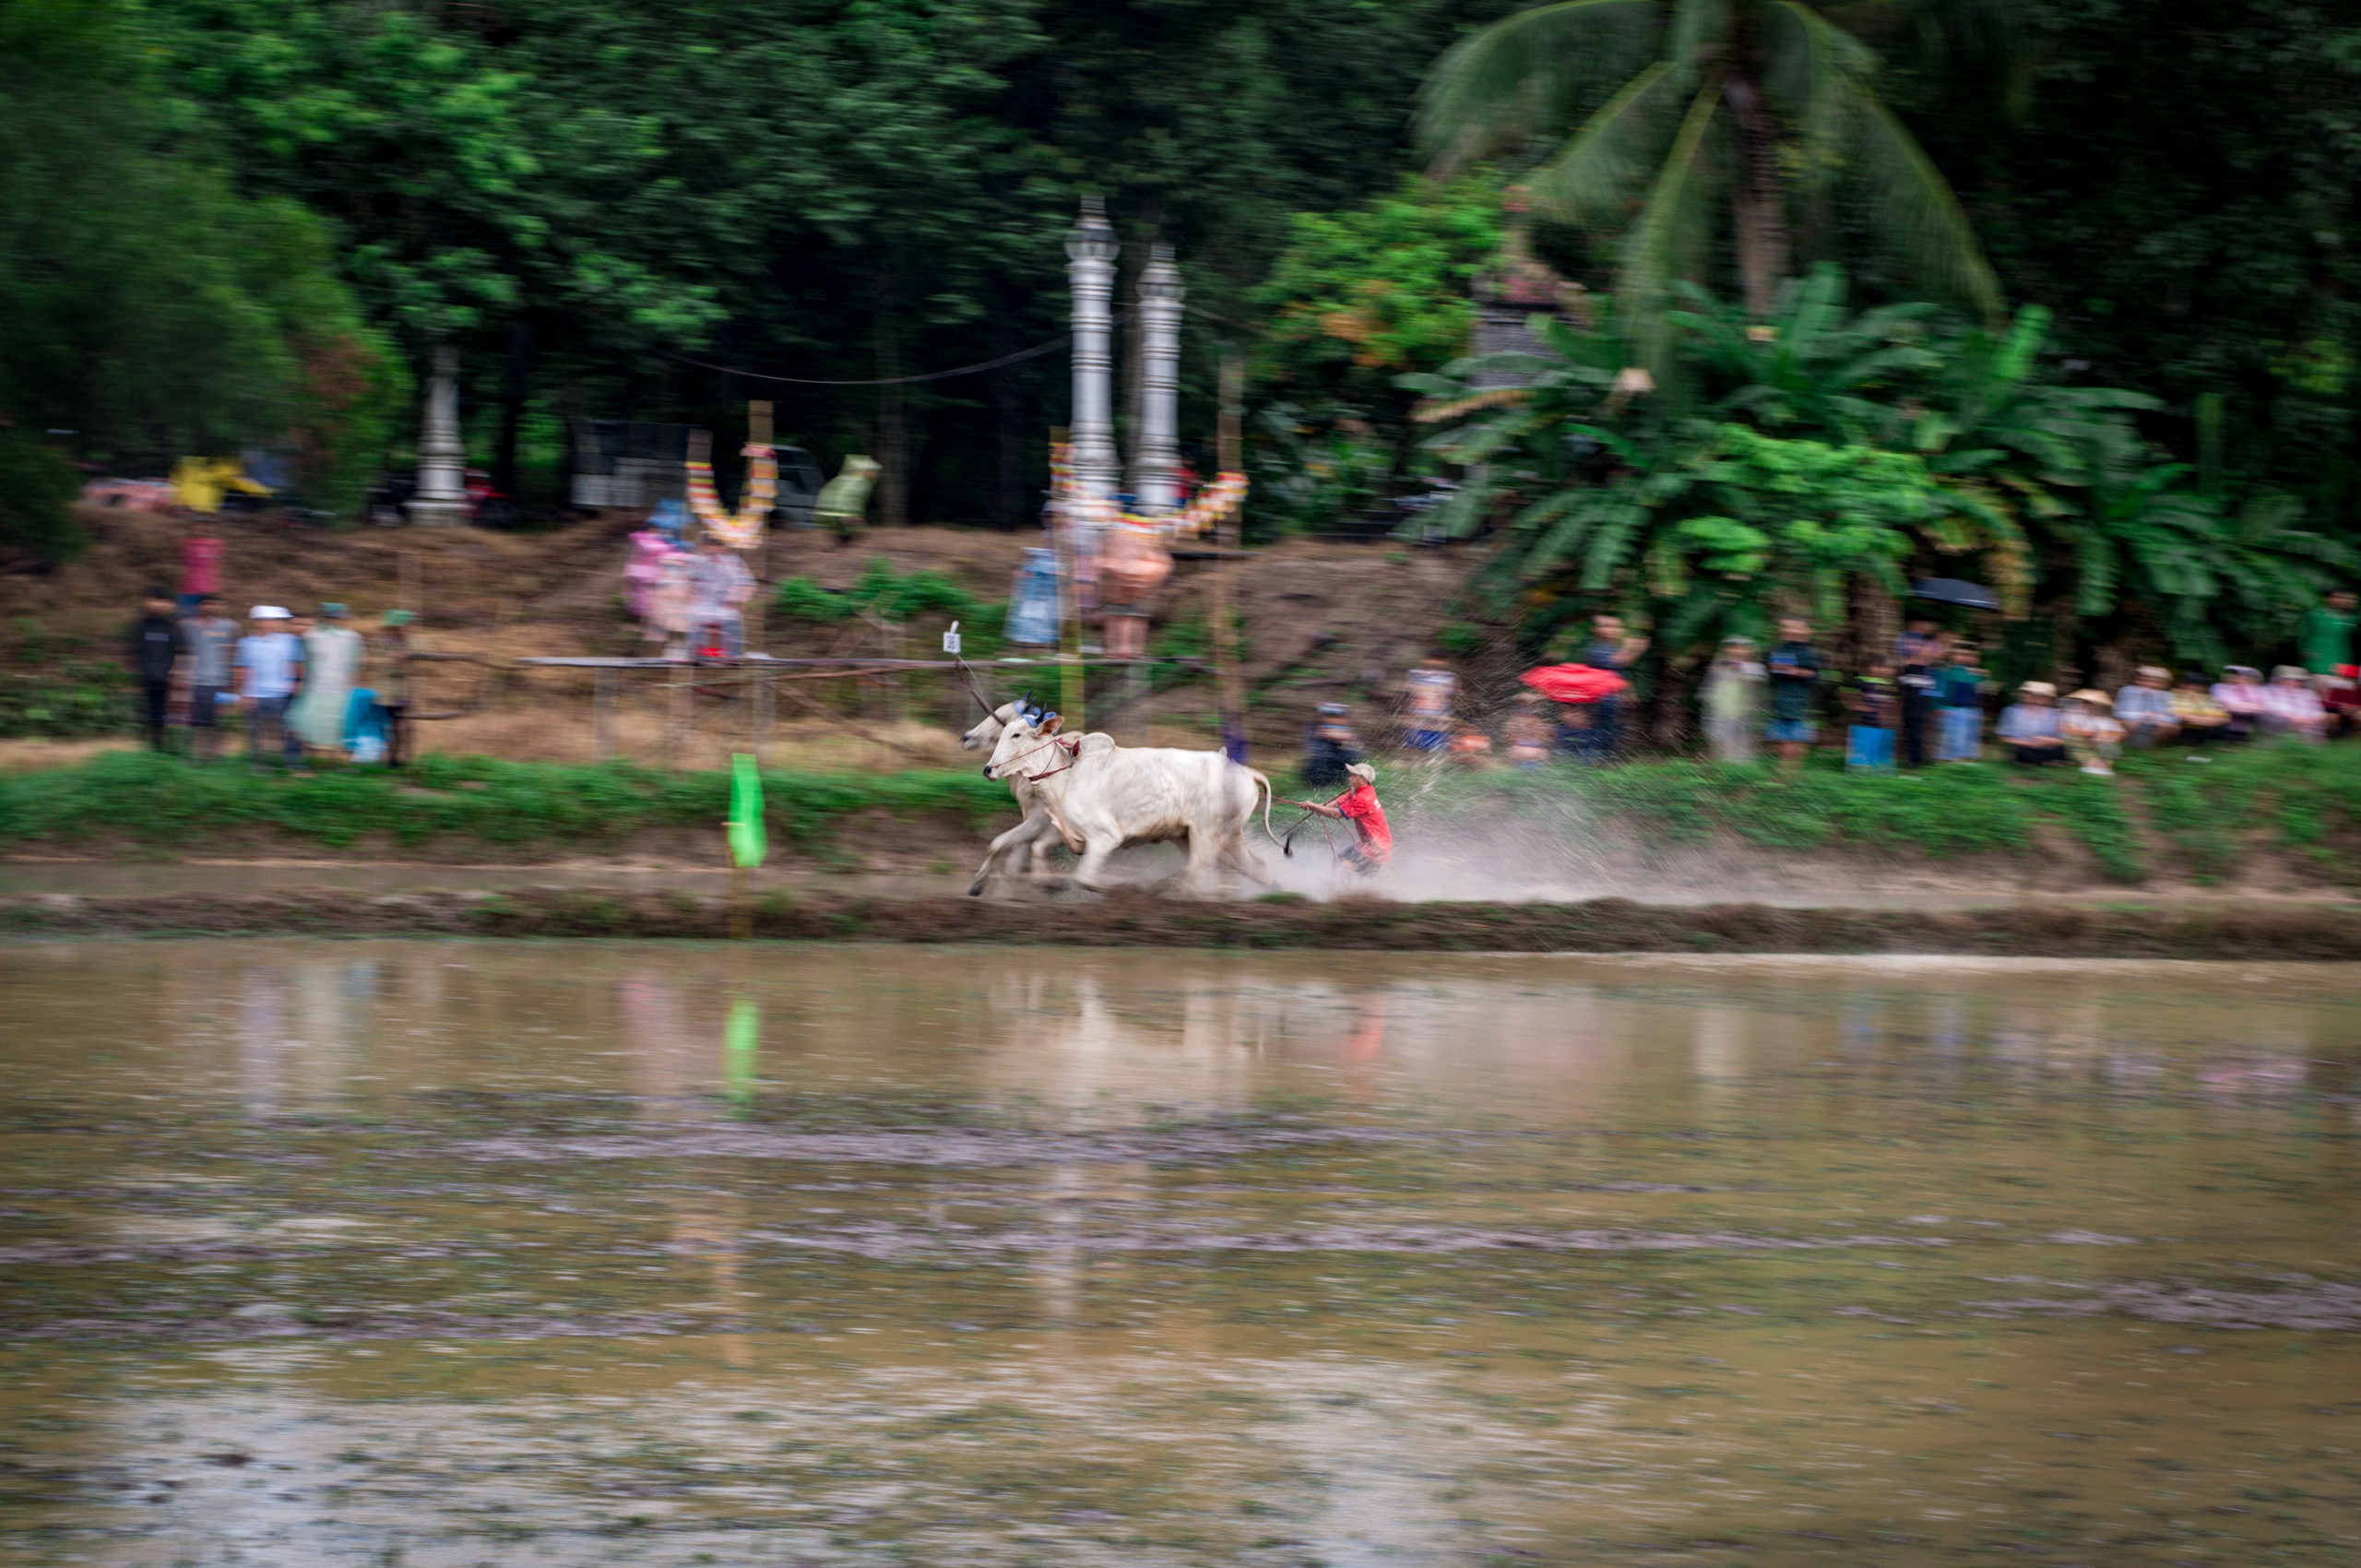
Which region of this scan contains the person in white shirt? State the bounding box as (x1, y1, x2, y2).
(2113, 666, 2179, 748)
(234, 606, 306, 771)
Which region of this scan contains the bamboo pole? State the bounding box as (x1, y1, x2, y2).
(1052, 433, 1086, 732)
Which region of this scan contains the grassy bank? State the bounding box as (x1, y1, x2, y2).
(2, 741, 2358, 887)
(0, 751, 1013, 855)
(1392, 739, 2361, 887)
(6, 885, 2361, 957)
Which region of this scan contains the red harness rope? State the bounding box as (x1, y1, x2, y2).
(997, 733, 1083, 782)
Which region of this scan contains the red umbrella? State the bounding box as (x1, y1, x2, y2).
(1521, 663, 1629, 705)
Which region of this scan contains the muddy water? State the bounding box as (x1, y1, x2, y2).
(1, 944, 2356, 1566)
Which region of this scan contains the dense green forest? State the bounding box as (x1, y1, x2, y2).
(0, 0, 2354, 658)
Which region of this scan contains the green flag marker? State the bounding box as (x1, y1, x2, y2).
(724, 994, 759, 1111)
(728, 753, 766, 870)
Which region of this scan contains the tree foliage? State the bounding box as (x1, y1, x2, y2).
(1410, 266, 2347, 661)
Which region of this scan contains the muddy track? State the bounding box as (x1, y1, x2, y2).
(6, 885, 2361, 956)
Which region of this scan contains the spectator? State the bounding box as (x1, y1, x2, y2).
(179, 593, 241, 763)
(290, 604, 366, 759)
(2260, 666, 2327, 741)
(2060, 690, 2126, 775)
(688, 532, 755, 659)
(125, 588, 180, 752)
(2114, 666, 2179, 748)
(235, 607, 306, 772)
(1301, 703, 1363, 790)
(2299, 588, 2356, 682)
(2170, 673, 2233, 745)
(177, 524, 223, 616)
(1701, 635, 1765, 763)
(1892, 617, 1946, 768)
(1934, 641, 1987, 762)
(1401, 652, 1459, 754)
(374, 611, 420, 767)
(2212, 667, 2268, 740)
(2319, 669, 2361, 739)
(1579, 612, 1649, 764)
(1845, 660, 1901, 772)
(1447, 716, 1493, 768)
(1763, 618, 1821, 773)
(1503, 691, 1553, 769)
(1997, 681, 2069, 766)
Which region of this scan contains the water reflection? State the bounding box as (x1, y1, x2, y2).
(2, 944, 2358, 1567)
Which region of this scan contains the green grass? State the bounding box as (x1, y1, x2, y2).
(0, 752, 1014, 853)
(4, 739, 2358, 882)
(1386, 738, 2361, 886)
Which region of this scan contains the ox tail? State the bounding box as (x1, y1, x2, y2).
(1249, 767, 1280, 848)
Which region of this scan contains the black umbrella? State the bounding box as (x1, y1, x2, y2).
(1910, 577, 1999, 611)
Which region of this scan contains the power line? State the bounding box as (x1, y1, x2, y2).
(663, 332, 1074, 387)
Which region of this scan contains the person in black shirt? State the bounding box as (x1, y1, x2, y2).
(1301, 703, 1364, 790)
(1763, 618, 1822, 773)
(125, 588, 180, 752)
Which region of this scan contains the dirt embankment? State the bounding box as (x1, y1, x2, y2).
(8, 885, 2361, 958)
(6, 508, 1479, 766)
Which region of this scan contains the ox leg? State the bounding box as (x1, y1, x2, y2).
(1068, 838, 1124, 896)
(968, 815, 1047, 897)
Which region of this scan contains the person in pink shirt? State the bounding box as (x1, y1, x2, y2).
(2258, 666, 2327, 741)
(2211, 666, 2268, 740)
(176, 528, 224, 614)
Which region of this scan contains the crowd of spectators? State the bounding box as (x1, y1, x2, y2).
(1310, 590, 2361, 782)
(123, 536, 419, 769)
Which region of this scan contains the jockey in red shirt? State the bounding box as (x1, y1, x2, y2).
(1288, 761, 1391, 875)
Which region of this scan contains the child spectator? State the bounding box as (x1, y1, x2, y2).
(1845, 660, 1900, 771)
(2170, 673, 2232, 744)
(1764, 618, 1821, 772)
(1997, 682, 2069, 766)
(1400, 653, 1459, 754)
(1301, 703, 1363, 790)
(2060, 690, 2126, 775)
(2113, 666, 2179, 748)
(1701, 636, 1765, 763)
(1503, 692, 1553, 769)
(1934, 642, 1987, 762)
(1448, 717, 1493, 768)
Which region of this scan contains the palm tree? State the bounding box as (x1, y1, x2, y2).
(1419, 0, 2005, 366)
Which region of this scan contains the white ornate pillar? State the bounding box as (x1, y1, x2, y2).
(1133, 244, 1183, 513)
(410, 340, 469, 528)
(1064, 196, 1121, 500)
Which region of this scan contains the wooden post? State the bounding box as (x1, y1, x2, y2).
(1212, 353, 1246, 756)
(595, 666, 616, 762)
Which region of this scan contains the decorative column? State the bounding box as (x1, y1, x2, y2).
(1133, 244, 1183, 514)
(1064, 196, 1121, 500)
(410, 340, 469, 528)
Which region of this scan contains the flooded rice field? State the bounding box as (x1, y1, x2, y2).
(1, 942, 2356, 1566)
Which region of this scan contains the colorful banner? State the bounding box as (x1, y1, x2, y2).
(686, 443, 777, 550)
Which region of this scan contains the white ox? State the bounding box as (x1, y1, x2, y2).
(959, 700, 1080, 885)
(974, 712, 1277, 897)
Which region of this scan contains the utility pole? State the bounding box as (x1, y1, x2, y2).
(1213, 352, 1247, 761)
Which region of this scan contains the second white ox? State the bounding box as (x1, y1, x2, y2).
(974, 712, 1277, 897)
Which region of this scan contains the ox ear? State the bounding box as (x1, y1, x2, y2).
(1039, 712, 1064, 735)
